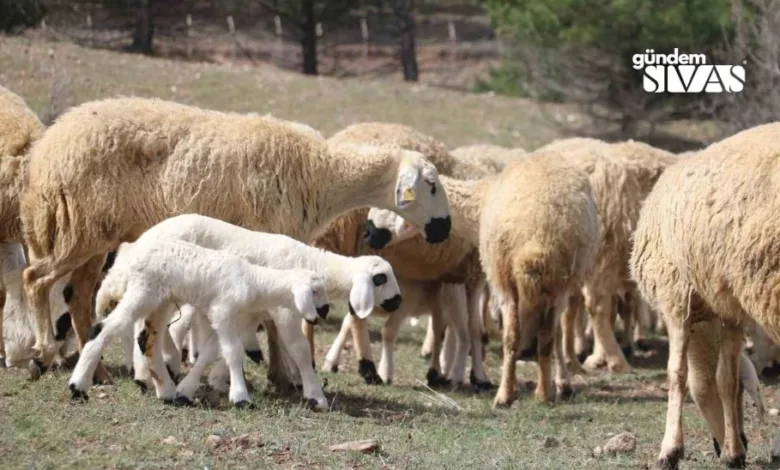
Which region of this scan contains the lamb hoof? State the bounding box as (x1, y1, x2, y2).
(133, 379, 148, 394)
(173, 395, 194, 407)
(656, 447, 683, 470)
(740, 432, 748, 452)
(306, 398, 319, 410)
(181, 348, 189, 363)
(713, 437, 721, 457)
(621, 345, 634, 358)
(246, 349, 264, 364)
(233, 400, 255, 410)
(425, 368, 451, 388)
(0, 357, 6, 369)
(576, 351, 589, 364)
(421, 352, 432, 360)
(492, 394, 514, 409)
(358, 359, 383, 385)
(69, 383, 88, 402)
(328, 364, 338, 373)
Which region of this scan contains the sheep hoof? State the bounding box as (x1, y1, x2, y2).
(306, 398, 319, 410)
(656, 447, 683, 470)
(69, 383, 89, 402)
(740, 432, 748, 452)
(28, 358, 45, 381)
(0, 357, 6, 369)
(181, 348, 189, 363)
(358, 359, 383, 385)
(621, 345, 634, 358)
(327, 364, 338, 373)
(492, 395, 513, 409)
(771, 432, 780, 462)
(420, 352, 432, 360)
(233, 400, 254, 410)
(722, 452, 746, 468)
(133, 379, 148, 394)
(425, 368, 451, 388)
(576, 351, 589, 364)
(246, 349, 264, 364)
(469, 370, 495, 392)
(173, 394, 194, 407)
(558, 384, 576, 399)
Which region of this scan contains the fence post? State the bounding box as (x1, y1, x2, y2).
(86, 13, 93, 47)
(361, 16, 369, 58)
(275, 15, 283, 60)
(186, 14, 193, 59)
(448, 20, 457, 59)
(226, 15, 236, 59)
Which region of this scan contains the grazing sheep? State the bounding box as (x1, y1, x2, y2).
(69, 238, 330, 408)
(0, 85, 44, 157)
(309, 123, 491, 388)
(534, 137, 676, 374)
(19, 96, 451, 384)
(2, 243, 75, 369)
(130, 213, 401, 407)
(629, 122, 780, 468)
(368, 150, 600, 406)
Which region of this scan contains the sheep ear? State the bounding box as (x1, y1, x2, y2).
(395, 167, 419, 207)
(350, 274, 375, 319)
(292, 284, 317, 321)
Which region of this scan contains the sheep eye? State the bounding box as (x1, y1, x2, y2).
(372, 273, 388, 286)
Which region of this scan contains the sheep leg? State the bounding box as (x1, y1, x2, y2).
(143, 314, 178, 402)
(68, 290, 158, 398)
(468, 284, 493, 390)
(442, 284, 470, 386)
(440, 322, 455, 376)
(657, 315, 691, 469)
(350, 316, 382, 385)
(322, 314, 352, 373)
(561, 290, 587, 375)
(132, 320, 152, 394)
(120, 328, 135, 374)
(176, 326, 219, 403)
(493, 294, 520, 408)
(301, 319, 315, 368)
(616, 287, 637, 358)
(161, 327, 181, 381)
(687, 321, 726, 455)
(426, 292, 450, 388)
(534, 301, 558, 403)
(67, 254, 113, 384)
(553, 293, 574, 398)
(716, 324, 746, 467)
(421, 315, 435, 358)
(574, 308, 589, 360)
(204, 322, 262, 392)
(584, 294, 632, 373)
(377, 309, 408, 384)
(168, 304, 194, 360)
(272, 308, 328, 411)
(0, 288, 6, 367)
(23, 255, 81, 378)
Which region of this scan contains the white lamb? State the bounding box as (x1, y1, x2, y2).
(68, 238, 330, 408)
(129, 213, 401, 406)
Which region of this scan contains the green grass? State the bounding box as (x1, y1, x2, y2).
(0, 34, 774, 469)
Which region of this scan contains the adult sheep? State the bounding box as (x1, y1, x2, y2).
(19, 96, 452, 382)
(306, 122, 493, 389)
(630, 122, 780, 468)
(0, 85, 44, 157)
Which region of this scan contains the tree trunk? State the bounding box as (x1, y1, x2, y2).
(131, 0, 154, 55)
(300, 0, 318, 75)
(392, 1, 419, 81)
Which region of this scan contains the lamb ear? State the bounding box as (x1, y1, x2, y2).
(395, 167, 419, 208)
(350, 273, 375, 319)
(292, 284, 318, 322)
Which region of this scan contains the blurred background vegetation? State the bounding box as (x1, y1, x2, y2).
(2, 0, 778, 149)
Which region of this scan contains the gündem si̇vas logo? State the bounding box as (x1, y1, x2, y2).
(632, 49, 745, 93)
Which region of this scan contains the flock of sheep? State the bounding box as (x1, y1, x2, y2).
(1, 82, 779, 469)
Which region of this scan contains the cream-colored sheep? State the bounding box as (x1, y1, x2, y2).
(306, 123, 493, 389)
(534, 137, 676, 374)
(368, 150, 600, 406)
(629, 122, 780, 468)
(19, 96, 452, 385)
(449, 144, 526, 179)
(0, 85, 44, 157)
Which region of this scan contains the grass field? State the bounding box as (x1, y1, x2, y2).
(0, 34, 775, 469)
